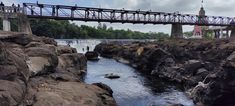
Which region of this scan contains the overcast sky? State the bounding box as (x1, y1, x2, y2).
(2, 0, 235, 34)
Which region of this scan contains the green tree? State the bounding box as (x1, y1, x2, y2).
(28, 19, 169, 39)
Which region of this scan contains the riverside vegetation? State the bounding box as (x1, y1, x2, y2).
(1, 19, 169, 39)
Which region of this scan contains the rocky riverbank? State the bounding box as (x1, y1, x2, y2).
(95, 38, 235, 106)
(0, 31, 116, 106)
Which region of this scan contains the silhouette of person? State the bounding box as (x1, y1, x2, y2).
(12, 3, 16, 12)
(17, 4, 20, 12)
(86, 46, 90, 52)
(92, 11, 95, 18)
(1, 2, 4, 12)
(0, 2, 3, 12)
(30, 5, 34, 15)
(52, 6, 55, 16)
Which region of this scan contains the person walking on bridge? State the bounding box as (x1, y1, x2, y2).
(12, 3, 16, 13)
(17, 4, 20, 12)
(0, 2, 3, 7)
(0, 2, 4, 12)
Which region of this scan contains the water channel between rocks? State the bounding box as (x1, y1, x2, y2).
(56, 39, 195, 106)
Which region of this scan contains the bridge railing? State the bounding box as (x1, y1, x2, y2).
(0, 6, 23, 14)
(21, 3, 235, 26)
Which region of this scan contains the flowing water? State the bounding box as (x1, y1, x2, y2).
(56, 39, 194, 106)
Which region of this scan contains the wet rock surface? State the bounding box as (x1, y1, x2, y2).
(85, 51, 99, 61)
(0, 31, 116, 106)
(105, 73, 121, 79)
(95, 38, 235, 106)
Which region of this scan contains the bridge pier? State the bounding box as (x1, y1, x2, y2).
(219, 28, 223, 38)
(1, 13, 32, 34)
(171, 24, 183, 38)
(214, 30, 220, 38)
(226, 30, 229, 38)
(3, 18, 11, 31)
(18, 14, 32, 34)
(230, 27, 235, 38)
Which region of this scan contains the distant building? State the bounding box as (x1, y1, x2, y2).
(192, 1, 208, 38)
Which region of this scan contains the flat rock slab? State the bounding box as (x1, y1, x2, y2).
(27, 79, 116, 106)
(0, 31, 28, 39)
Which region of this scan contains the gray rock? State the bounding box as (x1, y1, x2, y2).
(57, 45, 77, 55)
(85, 51, 99, 61)
(0, 80, 26, 106)
(184, 60, 203, 73)
(226, 51, 235, 68)
(25, 46, 58, 76)
(93, 83, 113, 96)
(196, 68, 208, 75)
(57, 53, 87, 77)
(105, 73, 120, 79)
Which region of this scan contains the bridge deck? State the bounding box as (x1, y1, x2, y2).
(22, 3, 235, 26)
(0, 3, 235, 26)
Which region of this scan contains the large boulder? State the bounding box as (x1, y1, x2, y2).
(93, 83, 114, 95)
(25, 41, 45, 48)
(25, 46, 58, 76)
(140, 48, 173, 74)
(57, 53, 87, 78)
(31, 36, 57, 46)
(85, 51, 99, 61)
(104, 73, 120, 79)
(225, 51, 235, 68)
(95, 43, 122, 58)
(0, 42, 29, 81)
(56, 45, 77, 55)
(0, 32, 117, 106)
(26, 78, 116, 106)
(0, 33, 32, 46)
(0, 41, 28, 106)
(0, 80, 26, 106)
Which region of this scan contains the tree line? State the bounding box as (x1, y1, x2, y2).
(1, 19, 170, 39)
(29, 19, 169, 39)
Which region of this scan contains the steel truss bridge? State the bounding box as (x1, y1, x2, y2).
(16, 3, 235, 26)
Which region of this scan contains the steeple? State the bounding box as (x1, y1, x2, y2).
(199, 0, 205, 16)
(201, 0, 204, 8)
(192, 0, 207, 38)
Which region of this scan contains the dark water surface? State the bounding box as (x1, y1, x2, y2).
(57, 39, 194, 106)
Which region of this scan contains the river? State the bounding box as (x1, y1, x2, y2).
(56, 39, 194, 106)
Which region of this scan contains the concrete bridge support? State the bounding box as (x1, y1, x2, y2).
(18, 14, 32, 34)
(226, 30, 229, 38)
(231, 27, 235, 38)
(1, 13, 32, 34)
(3, 18, 11, 31)
(214, 30, 221, 38)
(171, 24, 183, 38)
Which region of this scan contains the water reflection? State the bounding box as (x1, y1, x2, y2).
(56, 39, 194, 106)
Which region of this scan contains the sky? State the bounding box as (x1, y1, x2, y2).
(2, 0, 235, 34)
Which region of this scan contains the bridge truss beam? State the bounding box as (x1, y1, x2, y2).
(22, 3, 235, 26)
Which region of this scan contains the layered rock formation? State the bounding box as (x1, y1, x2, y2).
(0, 31, 116, 106)
(95, 39, 235, 106)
